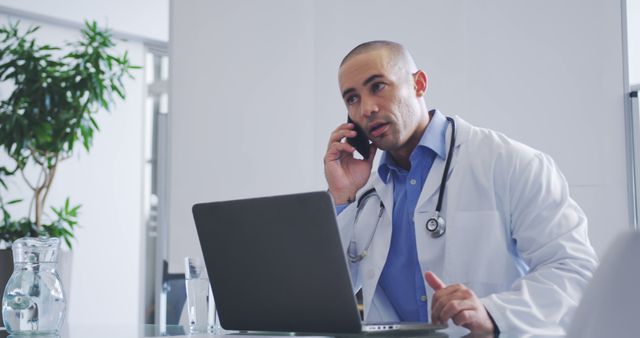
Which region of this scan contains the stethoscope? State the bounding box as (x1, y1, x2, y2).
(347, 116, 456, 263)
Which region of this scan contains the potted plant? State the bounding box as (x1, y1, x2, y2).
(0, 20, 139, 322)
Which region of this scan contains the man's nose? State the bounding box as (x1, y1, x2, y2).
(360, 96, 378, 119)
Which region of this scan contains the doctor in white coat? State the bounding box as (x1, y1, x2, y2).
(324, 41, 598, 334)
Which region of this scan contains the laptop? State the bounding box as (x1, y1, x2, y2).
(192, 191, 446, 334)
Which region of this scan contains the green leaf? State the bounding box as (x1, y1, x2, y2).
(70, 204, 81, 216)
(0, 20, 139, 245)
(89, 116, 100, 131)
(111, 83, 124, 99)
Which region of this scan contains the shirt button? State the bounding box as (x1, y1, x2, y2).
(420, 295, 428, 302)
(410, 179, 417, 185)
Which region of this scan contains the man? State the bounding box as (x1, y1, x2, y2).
(323, 41, 598, 334)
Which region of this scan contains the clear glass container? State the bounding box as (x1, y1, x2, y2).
(2, 237, 66, 335)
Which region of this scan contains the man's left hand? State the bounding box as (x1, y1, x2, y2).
(425, 271, 496, 333)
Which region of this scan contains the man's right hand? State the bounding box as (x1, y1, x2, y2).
(324, 122, 377, 205)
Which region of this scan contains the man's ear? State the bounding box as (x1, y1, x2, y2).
(413, 70, 428, 97)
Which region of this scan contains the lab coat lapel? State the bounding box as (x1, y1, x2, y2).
(361, 176, 393, 320)
(416, 157, 445, 209)
(414, 116, 469, 310)
(416, 115, 468, 211)
(417, 118, 453, 208)
(372, 177, 394, 215)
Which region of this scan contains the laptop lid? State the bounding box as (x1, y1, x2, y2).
(192, 191, 362, 333)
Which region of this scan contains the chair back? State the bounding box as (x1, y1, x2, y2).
(568, 231, 639, 338)
(162, 260, 186, 325)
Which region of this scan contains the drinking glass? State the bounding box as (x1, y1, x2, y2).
(184, 256, 218, 334)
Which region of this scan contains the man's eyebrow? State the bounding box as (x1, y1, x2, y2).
(363, 74, 383, 86)
(342, 88, 355, 99)
(341, 74, 385, 99)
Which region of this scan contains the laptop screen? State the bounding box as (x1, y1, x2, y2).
(192, 191, 362, 333)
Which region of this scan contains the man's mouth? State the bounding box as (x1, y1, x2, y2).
(369, 122, 389, 138)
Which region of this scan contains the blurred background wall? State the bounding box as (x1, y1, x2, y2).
(169, 0, 634, 273)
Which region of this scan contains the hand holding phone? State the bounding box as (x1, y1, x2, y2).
(346, 117, 371, 160)
(324, 118, 376, 204)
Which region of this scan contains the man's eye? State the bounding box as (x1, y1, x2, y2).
(346, 95, 359, 105)
(372, 82, 386, 93)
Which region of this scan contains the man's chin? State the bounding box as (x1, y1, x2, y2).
(372, 140, 395, 152)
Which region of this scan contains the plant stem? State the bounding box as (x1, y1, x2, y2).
(33, 163, 49, 231)
(20, 167, 36, 191)
(22, 166, 40, 222)
(34, 177, 44, 231)
(38, 156, 59, 230)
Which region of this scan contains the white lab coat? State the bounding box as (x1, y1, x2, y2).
(336, 116, 598, 334)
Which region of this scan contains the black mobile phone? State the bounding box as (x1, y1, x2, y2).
(346, 117, 371, 159)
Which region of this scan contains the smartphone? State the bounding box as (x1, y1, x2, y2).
(346, 117, 371, 160)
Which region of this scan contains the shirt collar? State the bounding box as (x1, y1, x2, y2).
(378, 109, 448, 183)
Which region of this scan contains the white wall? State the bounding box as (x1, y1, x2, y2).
(311, 0, 627, 257)
(630, 0, 640, 86)
(0, 1, 164, 326)
(169, 0, 317, 269)
(170, 0, 628, 270)
(0, 0, 168, 42)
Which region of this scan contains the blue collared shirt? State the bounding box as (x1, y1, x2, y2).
(377, 110, 447, 321)
(337, 110, 448, 321)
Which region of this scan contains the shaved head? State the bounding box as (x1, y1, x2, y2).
(337, 40, 429, 165)
(340, 40, 418, 73)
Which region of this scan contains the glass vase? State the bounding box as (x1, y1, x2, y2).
(2, 237, 66, 335)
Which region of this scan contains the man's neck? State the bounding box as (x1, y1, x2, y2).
(389, 111, 432, 170)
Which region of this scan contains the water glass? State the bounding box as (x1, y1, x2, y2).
(184, 256, 219, 334)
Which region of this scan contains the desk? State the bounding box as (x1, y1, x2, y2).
(0, 324, 554, 338)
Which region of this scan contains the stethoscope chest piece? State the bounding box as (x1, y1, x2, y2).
(426, 212, 446, 238)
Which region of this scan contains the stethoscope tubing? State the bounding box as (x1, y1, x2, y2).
(347, 116, 456, 263)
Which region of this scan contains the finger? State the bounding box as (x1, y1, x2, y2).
(328, 129, 356, 148)
(425, 271, 446, 291)
(452, 309, 475, 327)
(324, 142, 355, 163)
(335, 122, 354, 131)
(430, 284, 461, 318)
(440, 299, 475, 324)
(328, 123, 355, 143)
(431, 286, 469, 323)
